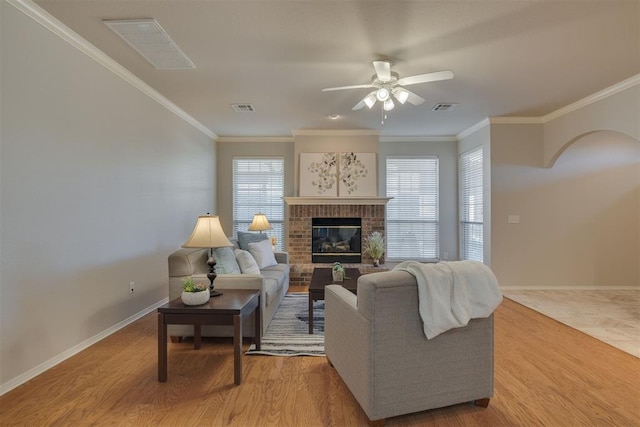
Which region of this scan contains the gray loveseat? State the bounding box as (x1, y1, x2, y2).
(325, 270, 494, 426)
(168, 236, 289, 338)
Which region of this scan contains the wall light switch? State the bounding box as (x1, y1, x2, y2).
(508, 215, 520, 224)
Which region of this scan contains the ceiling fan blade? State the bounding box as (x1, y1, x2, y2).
(322, 83, 374, 92)
(404, 89, 426, 106)
(397, 70, 454, 86)
(352, 91, 377, 110)
(373, 60, 391, 81)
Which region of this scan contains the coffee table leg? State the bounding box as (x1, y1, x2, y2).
(158, 312, 167, 382)
(233, 314, 242, 385)
(308, 294, 314, 334)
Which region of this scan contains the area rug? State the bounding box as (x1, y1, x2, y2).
(247, 293, 325, 356)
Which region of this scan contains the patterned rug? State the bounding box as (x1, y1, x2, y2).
(247, 292, 325, 356)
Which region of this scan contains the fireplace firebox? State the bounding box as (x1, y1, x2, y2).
(311, 217, 361, 263)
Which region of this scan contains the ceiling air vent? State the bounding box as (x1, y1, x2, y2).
(231, 104, 256, 112)
(432, 103, 458, 112)
(103, 19, 195, 70)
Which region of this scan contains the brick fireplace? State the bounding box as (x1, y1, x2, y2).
(284, 197, 390, 286)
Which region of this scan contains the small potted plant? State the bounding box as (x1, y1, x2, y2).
(181, 277, 210, 305)
(332, 261, 345, 282)
(363, 231, 385, 267)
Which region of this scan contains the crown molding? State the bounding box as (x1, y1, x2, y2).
(380, 136, 457, 143)
(7, 0, 217, 140)
(456, 118, 490, 140)
(291, 129, 380, 136)
(541, 73, 640, 123)
(216, 136, 294, 143)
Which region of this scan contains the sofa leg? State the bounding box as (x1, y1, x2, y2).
(370, 418, 385, 427)
(169, 336, 182, 344)
(474, 398, 490, 408)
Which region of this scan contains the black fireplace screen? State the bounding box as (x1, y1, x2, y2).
(312, 217, 361, 263)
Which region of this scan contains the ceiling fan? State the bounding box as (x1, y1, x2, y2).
(322, 60, 454, 112)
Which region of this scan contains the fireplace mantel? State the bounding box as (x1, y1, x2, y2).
(284, 197, 392, 206)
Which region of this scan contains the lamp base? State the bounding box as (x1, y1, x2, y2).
(210, 289, 223, 297)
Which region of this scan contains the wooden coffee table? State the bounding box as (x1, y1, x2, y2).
(157, 289, 260, 385)
(308, 267, 361, 334)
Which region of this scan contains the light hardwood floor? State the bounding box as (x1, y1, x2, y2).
(503, 290, 640, 357)
(0, 295, 639, 426)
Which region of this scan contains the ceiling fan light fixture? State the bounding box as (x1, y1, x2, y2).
(383, 99, 395, 111)
(364, 94, 377, 109)
(393, 87, 410, 104)
(376, 88, 390, 102)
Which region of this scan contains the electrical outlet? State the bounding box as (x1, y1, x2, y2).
(443, 252, 449, 260)
(129, 282, 135, 294)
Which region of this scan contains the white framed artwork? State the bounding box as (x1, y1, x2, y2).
(338, 152, 377, 196)
(299, 152, 338, 196)
(299, 152, 377, 197)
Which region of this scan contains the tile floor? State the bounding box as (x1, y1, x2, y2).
(502, 290, 640, 358)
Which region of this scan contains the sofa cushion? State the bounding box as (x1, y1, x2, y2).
(237, 231, 269, 250)
(213, 246, 241, 274)
(235, 249, 260, 274)
(248, 239, 278, 269)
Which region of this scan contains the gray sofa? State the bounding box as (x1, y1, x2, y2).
(325, 270, 493, 426)
(168, 243, 289, 338)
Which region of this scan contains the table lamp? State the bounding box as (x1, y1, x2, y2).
(248, 213, 272, 233)
(182, 214, 233, 297)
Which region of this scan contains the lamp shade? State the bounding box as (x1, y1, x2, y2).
(248, 213, 272, 232)
(182, 215, 233, 248)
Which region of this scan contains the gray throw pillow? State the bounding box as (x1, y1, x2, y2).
(237, 231, 269, 250)
(213, 246, 241, 274)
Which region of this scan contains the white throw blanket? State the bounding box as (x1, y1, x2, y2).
(393, 261, 503, 339)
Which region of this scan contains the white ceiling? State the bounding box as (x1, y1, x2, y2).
(35, 0, 640, 138)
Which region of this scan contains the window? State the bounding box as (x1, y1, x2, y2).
(232, 158, 284, 250)
(386, 157, 439, 260)
(460, 147, 483, 262)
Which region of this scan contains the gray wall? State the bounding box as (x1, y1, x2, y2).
(1, 3, 215, 390)
(490, 115, 639, 288)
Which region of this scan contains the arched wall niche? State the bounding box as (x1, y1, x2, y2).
(545, 130, 640, 168)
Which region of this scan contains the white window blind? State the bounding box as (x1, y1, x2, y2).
(460, 147, 483, 262)
(386, 157, 439, 260)
(232, 158, 284, 250)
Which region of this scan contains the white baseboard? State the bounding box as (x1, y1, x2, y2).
(501, 285, 640, 291)
(0, 297, 169, 397)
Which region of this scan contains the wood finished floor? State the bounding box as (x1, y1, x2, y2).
(0, 292, 639, 426)
(503, 290, 640, 358)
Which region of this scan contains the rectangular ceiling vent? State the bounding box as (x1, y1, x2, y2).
(231, 104, 256, 112)
(432, 103, 458, 112)
(103, 18, 195, 70)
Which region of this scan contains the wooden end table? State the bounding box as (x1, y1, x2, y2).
(308, 267, 361, 334)
(157, 289, 260, 385)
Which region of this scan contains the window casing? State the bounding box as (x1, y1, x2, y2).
(386, 157, 439, 260)
(460, 147, 483, 262)
(232, 158, 284, 250)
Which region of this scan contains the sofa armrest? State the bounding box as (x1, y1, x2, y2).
(325, 285, 373, 406)
(274, 251, 289, 264)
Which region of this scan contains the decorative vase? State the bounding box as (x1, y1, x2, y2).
(332, 270, 344, 282)
(373, 258, 380, 267)
(181, 290, 210, 305)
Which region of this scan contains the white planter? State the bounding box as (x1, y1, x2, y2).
(332, 270, 344, 282)
(181, 290, 210, 306)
